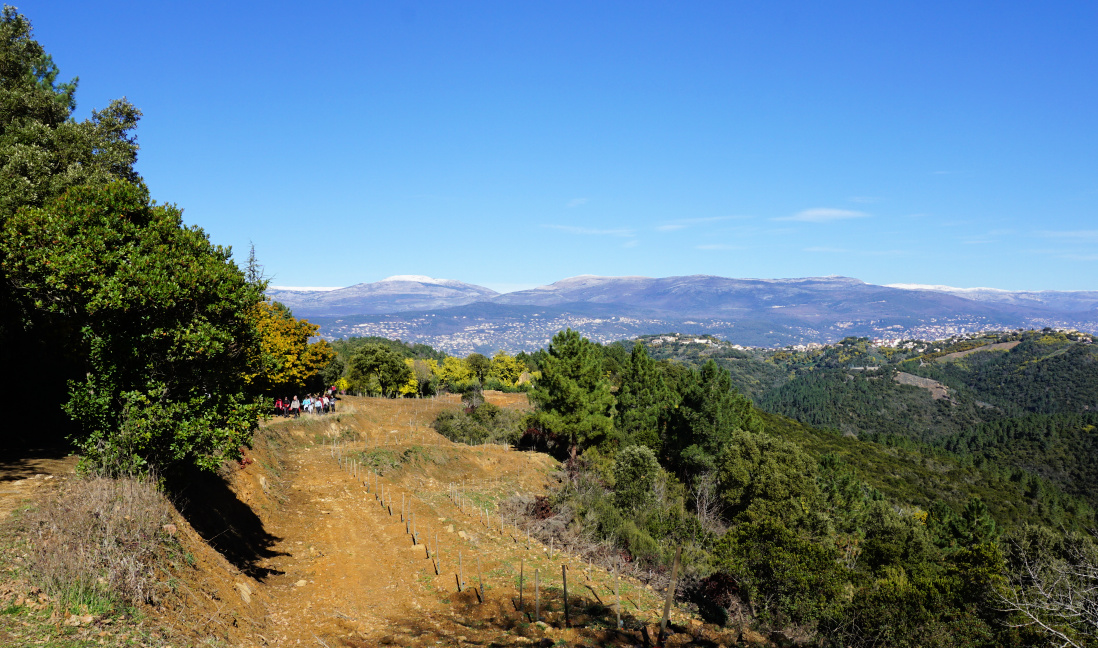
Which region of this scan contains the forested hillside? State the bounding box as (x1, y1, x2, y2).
(416, 328, 1098, 647)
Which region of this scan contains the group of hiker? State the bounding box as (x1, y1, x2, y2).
(274, 387, 339, 418)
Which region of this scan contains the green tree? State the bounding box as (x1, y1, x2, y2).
(1, 6, 148, 447)
(616, 344, 675, 453)
(714, 519, 845, 627)
(1, 181, 266, 473)
(668, 360, 763, 475)
(715, 428, 821, 528)
(466, 352, 490, 382)
(528, 329, 615, 459)
(0, 6, 142, 223)
(346, 344, 413, 397)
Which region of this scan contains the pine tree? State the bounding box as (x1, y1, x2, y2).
(616, 344, 675, 453)
(528, 329, 615, 459)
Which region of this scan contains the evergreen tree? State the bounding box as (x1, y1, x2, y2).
(528, 329, 615, 458)
(668, 359, 763, 475)
(616, 344, 675, 453)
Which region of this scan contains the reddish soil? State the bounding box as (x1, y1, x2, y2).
(1, 394, 743, 647)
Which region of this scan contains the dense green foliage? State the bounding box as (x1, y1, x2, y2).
(902, 332, 1098, 416)
(528, 329, 615, 456)
(615, 345, 675, 453)
(0, 6, 141, 222)
(345, 343, 414, 397)
(2, 181, 265, 472)
(476, 328, 1098, 646)
(941, 413, 1098, 507)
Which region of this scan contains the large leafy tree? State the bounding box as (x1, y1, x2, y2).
(1, 181, 266, 472)
(1, 5, 147, 449)
(1, 8, 268, 475)
(346, 344, 413, 397)
(0, 6, 141, 223)
(528, 328, 615, 458)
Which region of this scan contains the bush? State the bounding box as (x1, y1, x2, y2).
(431, 403, 525, 446)
(25, 475, 175, 611)
(613, 445, 660, 512)
(714, 519, 846, 628)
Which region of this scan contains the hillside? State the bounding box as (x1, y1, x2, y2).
(634, 329, 1098, 510)
(0, 395, 737, 647)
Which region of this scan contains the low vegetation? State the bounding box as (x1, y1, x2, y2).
(23, 476, 177, 613)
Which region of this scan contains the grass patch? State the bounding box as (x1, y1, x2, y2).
(23, 475, 176, 613)
(357, 445, 450, 475)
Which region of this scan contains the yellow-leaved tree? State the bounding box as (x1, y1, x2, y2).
(488, 351, 525, 388)
(436, 356, 476, 385)
(248, 301, 335, 393)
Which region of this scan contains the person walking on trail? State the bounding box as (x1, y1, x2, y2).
(291, 395, 300, 418)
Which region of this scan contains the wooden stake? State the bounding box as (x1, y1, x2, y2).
(534, 569, 540, 623)
(658, 546, 683, 645)
(562, 564, 569, 628)
(458, 550, 464, 592)
(615, 569, 622, 629)
(518, 559, 524, 612)
(477, 555, 484, 604)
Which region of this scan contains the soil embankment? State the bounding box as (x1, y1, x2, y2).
(1, 394, 740, 646)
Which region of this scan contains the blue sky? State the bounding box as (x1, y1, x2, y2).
(20, 1, 1098, 292)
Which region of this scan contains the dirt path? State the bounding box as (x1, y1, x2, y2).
(247, 395, 709, 647)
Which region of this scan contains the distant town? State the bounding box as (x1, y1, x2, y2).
(310, 309, 1098, 356)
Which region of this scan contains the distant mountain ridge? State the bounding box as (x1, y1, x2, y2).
(268, 274, 1098, 353)
(266, 275, 498, 316)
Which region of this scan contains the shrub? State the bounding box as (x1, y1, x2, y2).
(613, 445, 660, 512)
(25, 475, 175, 611)
(431, 403, 525, 446)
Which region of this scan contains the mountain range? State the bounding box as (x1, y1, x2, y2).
(266, 275, 1098, 354)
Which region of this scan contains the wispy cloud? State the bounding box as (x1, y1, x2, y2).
(1038, 229, 1098, 241)
(566, 197, 588, 208)
(622, 239, 640, 248)
(543, 224, 635, 237)
(805, 246, 910, 257)
(656, 215, 749, 232)
(696, 243, 743, 251)
(775, 208, 870, 223)
(804, 246, 849, 253)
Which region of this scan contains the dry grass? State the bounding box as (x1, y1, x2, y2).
(25, 475, 175, 612)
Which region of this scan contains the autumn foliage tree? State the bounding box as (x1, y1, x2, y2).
(247, 300, 334, 395)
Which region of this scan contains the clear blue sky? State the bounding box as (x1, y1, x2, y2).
(20, 1, 1098, 292)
